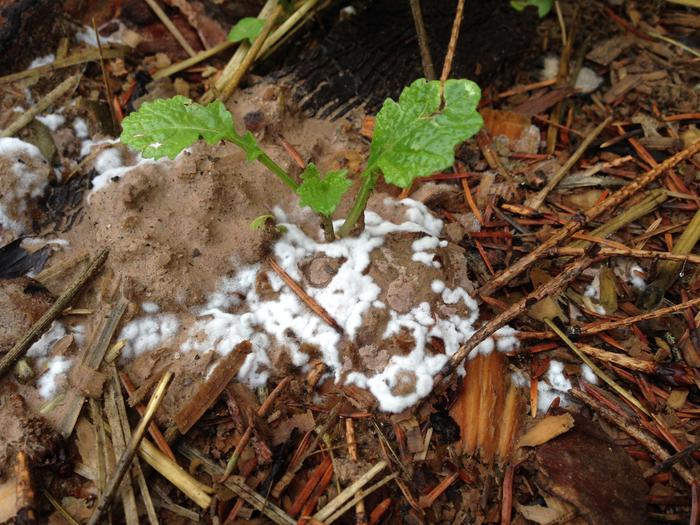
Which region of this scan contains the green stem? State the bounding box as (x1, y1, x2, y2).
(337, 170, 378, 238)
(229, 135, 299, 191)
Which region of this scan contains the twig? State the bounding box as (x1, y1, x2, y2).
(110, 367, 159, 525)
(644, 440, 700, 478)
(273, 404, 341, 498)
(324, 473, 398, 525)
(478, 140, 700, 298)
(219, 376, 291, 481)
(439, 0, 465, 84)
(581, 297, 700, 335)
(179, 444, 295, 525)
(153, 40, 233, 79)
(527, 116, 612, 210)
(345, 418, 367, 525)
(436, 255, 595, 391)
(15, 451, 36, 524)
(93, 17, 118, 134)
(313, 461, 388, 522)
(289, 456, 332, 517)
(570, 388, 696, 485)
(139, 438, 213, 508)
(0, 46, 124, 84)
(87, 371, 174, 525)
(268, 258, 344, 335)
(120, 372, 176, 461)
(409, 0, 435, 80)
(0, 249, 107, 379)
(557, 246, 700, 263)
(219, 5, 283, 101)
(104, 371, 139, 525)
(142, 0, 196, 57)
(0, 74, 81, 138)
(419, 472, 459, 509)
(544, 318, 650, 416)
(500, 464, 515, 525)
(43, 489, 80, 525)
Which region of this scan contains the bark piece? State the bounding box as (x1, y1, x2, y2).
(535, 413, 649, 525)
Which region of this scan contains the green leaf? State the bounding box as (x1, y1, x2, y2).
(250, 214, 275, 230)
(510, 0, 553, 17)
(120, 96, 236, 159)
(227, 18, 264, 43)
(296, 164, 351, 216)
(368, 78, 483, 188)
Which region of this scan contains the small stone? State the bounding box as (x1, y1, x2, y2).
(306, 256, 342, 287)
(386, 276, 416, 314)
(243, 110, 265, 133)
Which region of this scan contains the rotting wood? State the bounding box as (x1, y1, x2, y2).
(110, 367, 159, 525)
(0, 249, 108, 381)
(87, 371, 174, 525)
(174, 340, 252, 434)
(57, 297, 128, 438)
(570, 389, 696, 485)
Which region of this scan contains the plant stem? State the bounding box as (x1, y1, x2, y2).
(321, 216, 335, 242)
(337, 171, 378, 237)
(229, 133, 299, 191)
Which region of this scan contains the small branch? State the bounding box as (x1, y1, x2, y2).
(544, 318, 650, 416)
(268, 258, 344, 334)
(409, 0, 435, 80)
(219, 377, 291, 481)
(87, 371, 174, 525)
(436, 255, 595, 391)
(313, 461, 388, 522)
(0, 249, 108, 379)
(142, 0, 196, 57)
(219, 5, 283, 101)
(439, 0, 465, 84)
(557, 245, 700, 263)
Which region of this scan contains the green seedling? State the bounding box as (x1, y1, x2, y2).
(227, 17, 265, 44)
(120, 78, 483, 240)
(510, 0, 554, 17)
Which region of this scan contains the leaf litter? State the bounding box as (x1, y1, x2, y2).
(0, 1, 699, 524)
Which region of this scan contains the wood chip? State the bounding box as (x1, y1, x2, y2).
(518, 413, 575, 448)
(174, 341, 252, 434)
